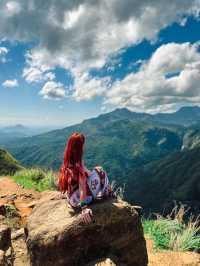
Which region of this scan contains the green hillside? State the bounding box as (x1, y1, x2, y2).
(153, 106, 200, 126)
(0, 148, 23, 175)
(2, 106, 200, 174)
(2, 107, 200, 214)
(4, 116, 184, 183)
(1, 106, 200, 146)
(182, 126, 200, 150)
(126, 147, 200, 213)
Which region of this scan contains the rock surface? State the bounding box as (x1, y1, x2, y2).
(88, 258, 117, 266)
(0, 250, 5, 266)
(0, 204, 6, 216)
(0, 219, 11, 251)
(25, 193, 148, 266)
(0, 216, 13, 266)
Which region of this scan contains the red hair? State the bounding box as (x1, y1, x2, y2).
(59, 132, 85, 194)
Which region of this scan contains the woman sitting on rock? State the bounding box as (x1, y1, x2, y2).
(59, 132, 111, 224)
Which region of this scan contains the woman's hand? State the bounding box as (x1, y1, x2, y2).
(81, 207, 93, 224)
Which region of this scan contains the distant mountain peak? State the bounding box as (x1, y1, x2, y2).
(4, 124, 27, 130)
(113, 107, 131, 113)
(13, 124, 26, 129)
(177, 106, 200, 113)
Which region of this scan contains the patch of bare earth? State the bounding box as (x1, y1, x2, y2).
(146, 236, 200, 266)
(0, 177, 40, 225)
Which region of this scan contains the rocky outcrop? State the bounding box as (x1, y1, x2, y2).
(0, 217, 11, 251)
(25, 193, 148, 266)
(0, 204, 6, 216)
(0, 215, 13, 266)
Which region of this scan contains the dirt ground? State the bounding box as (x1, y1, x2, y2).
(0, 177, 200, 266)
(0, 177, 40, 225)
(146, 236, 200, 266)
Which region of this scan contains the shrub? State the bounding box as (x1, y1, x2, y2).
(4, 204, 20, 228)
(170, 218, 200, 251)
(110, 180, 125, 200)
(45, 170, 58, 190)
(5, 204, 18, 219)
(143, 205, 200, 252)
(0, 148, 23, 176)
(12, 168, 58, 192)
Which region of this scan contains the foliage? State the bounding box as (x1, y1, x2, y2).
(4, 204, 20, 229)
(143, 205, 200, 251)
(126, 147, 200, 212)
(5, 204, 18, 219)
(0, 148, 22, 175)
(12, 168, 58, 192)
(110, 180, 125, 200)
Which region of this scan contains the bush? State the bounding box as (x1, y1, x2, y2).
(143, 205, 200, 252)
(0, 148, 23, 176)
(5, 204, 18, 219)
(110, 180, 125, 200)
(12, 168, 58, 192)
(4, 204, 20, 229)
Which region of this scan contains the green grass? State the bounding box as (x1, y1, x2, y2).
(12, 168, 58, 192)
(0, 148, 23, 175)
(143, 206, 200, 252)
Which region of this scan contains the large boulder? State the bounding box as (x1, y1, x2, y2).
(25, 193, 148, 266)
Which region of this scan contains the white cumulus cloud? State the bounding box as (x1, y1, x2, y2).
(22, 49, 56, 83)
(0, 46, 9, 63)
(39, 81, 66, 100)
(6, 1, 21, 16)
(23, 67, 55, 83)
(0, 0, 200, 107)
(2, 79, 18, 87)
(105, 42, 200, 113)
(72, 70, 111, 101)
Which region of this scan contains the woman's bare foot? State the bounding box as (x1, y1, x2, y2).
(81, 207, 93, 224)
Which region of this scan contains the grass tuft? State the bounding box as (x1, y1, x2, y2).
(143, 205, 200, 252)
(110, 180, 125, 200)
(12, 168, 58, 192)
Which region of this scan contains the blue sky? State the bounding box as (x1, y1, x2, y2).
(0, 1, 200, 127)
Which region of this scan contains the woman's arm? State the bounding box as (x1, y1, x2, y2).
(79, 174, 87, 202)
(82, 160, 92, 176)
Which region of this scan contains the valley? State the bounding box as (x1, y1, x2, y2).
(1, 106, 200, 213)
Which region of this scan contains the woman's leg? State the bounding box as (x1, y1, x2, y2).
(69, 189, 93, 208)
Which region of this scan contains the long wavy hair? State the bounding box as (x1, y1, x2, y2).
(59, 132, 85, 194)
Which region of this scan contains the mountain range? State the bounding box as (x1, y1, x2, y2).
(91, 106, 200, 126)
(1, 106, 200, 213)
(0, 125, 57, 143)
